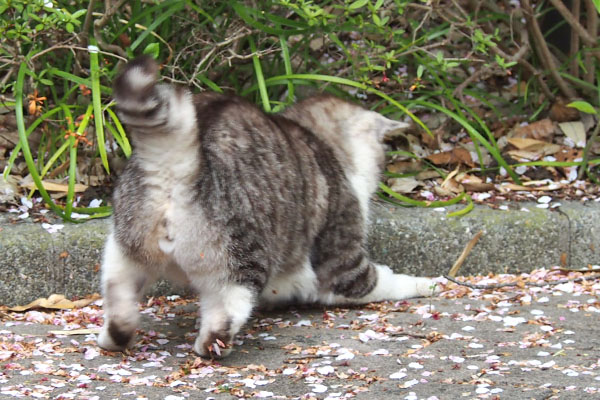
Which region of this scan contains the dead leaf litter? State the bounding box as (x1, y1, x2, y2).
(1, 268, 599, 399)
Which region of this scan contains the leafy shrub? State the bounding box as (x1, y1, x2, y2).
(1, 0, 598, 220)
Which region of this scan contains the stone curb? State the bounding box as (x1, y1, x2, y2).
(1, 200, 599, 306)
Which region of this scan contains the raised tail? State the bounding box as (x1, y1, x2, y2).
(113, 56, 170, 130)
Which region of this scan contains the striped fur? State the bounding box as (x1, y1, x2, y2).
(98, 56, 436, 359)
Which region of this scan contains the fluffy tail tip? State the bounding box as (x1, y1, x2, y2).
(113, 55, 159, 100)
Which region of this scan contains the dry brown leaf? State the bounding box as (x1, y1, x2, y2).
(388, 177, 421, 194)
(387, 160, 423, 174)
(507, 137, 558, 151)
(416, 170, 442, 180)
(550, 102, 580, 122)
(555, 147, 583, 163)
(507, 138, 560, 161)
(499, 183, 563, 192)
(9, 293, 101, 312)
(49, 328, 101, 336)
(559, 121, 586, 148)
(457, 174, 495, 192)
(19, 179, 88, 193)
(426, 148, 474, 167)
(506, 150, 547, 161)
(513, 119, 555, 140)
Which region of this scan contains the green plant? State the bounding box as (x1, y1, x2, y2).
(2, 0, 599, 222)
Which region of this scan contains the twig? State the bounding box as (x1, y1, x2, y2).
(447, 231, 483, 278)
(548, 0, 599, 51)
(584, 0, 598, 84)
(553, 207, 572, 268)
(443, 272, 600, 290)
(29, 45, 127, 63)
(0, 66, 15, 89)
(578, 119, 600, 179)
(79, 0, 96, 47)
(569, 0, 581, 78)
(284, 354, 328, 362)
(93, 0, 128, 59)
(521, 0, 577, 100)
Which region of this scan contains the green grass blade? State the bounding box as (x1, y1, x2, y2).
(106, 107, 131, 157)
(249, 36, 271, 113)
(3, 106, 63, 179)
(196, 73, 223, 93)
(447, 194, 473, 217)
(14, 63, 68, 220)
(279, 36, 294, 104)
(65, 104, 93, 218)
(48, 68, 111, 94)
(379, 182, 466, 207)
(412, 99, 521, 185)
(255, 73, 431, 136)
(129, 0, 185, 51)
(231, 2, 306, 36)
(183, 0, 214, 23)
(64, 127, 78, 218)
(89, 45, 109, 173)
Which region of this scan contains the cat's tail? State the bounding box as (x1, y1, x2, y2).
(113, 56, 170, 130)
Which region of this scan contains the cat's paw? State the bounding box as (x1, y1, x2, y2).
(414, 277, 441, 297)
(97, 322, 134, 352)
(194, 330, 233, 359)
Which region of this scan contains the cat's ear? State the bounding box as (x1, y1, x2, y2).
(373, 113, 409, 141)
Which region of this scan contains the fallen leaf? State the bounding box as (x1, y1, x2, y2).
(507, 137, 560, 152)
(550, 102, 580, 122)
(20, 178, 88, 193)
(507, 138, 560, 160)
(554, 147, 582, 163)
(512, 119, 555, 140)
(426, 148, 474, 167)
(387, 160, 423, 174)
(9, 293, 101, 312)
(559, 121, 586, 148)
(388, 177, 421, 193)
(49, 328, 101, 336)
(456, 174, 495, 192)
(499, 183, 563, 192)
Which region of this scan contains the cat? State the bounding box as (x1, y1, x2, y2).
(97, 56, 438, 359)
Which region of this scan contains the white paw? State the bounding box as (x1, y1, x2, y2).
(97, 323, 133, 352)
(194, 333, 233, 359)
(415, 277, 440, 297)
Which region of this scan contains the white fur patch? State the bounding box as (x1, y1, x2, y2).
(260, 261, 319, 305)
(98, 234, 153, 351)
(318, 264, 437, 305)
(194, 284, 255, 356)
(127, 66, 155, 90)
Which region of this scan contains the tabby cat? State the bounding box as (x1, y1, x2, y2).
(97, 56, 437, 358)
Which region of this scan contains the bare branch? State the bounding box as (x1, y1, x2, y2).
(444, 273, 600, 290)
(548, 0, 598, 47)
(521, 0, 577, 100)
(93, 0, 128, 59)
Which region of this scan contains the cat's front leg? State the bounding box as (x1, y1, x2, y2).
(98, 233, 154, 352)
(193, 283, 255, 358)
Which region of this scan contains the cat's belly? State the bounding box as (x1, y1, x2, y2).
(141, 190, 228, 279)
(260, 260, 320, 305)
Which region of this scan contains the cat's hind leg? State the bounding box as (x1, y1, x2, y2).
(97, 234, 155, 351)
(317, 256, 438, 306)
(311, 212, 437, 305)
(351, 263, 437, 303)
(193, 283, 255, 359)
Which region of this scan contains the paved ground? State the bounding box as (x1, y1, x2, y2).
(1, 270, 599, 399)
